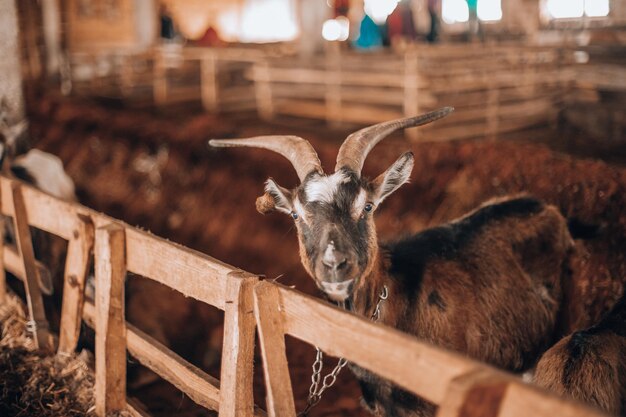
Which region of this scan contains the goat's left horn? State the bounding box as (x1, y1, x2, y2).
(335, 107, 454, 175)
(209, 135, 323, 182)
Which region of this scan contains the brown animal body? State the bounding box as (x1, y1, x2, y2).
(534, 295, 626, 416)
(349, 196, 574, 416)
(209, 108, 603, 416)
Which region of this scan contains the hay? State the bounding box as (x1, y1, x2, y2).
(0, 293, 97, 417)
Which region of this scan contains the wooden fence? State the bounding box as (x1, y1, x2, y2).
(250, 43, 578, 141)
(0, 175, 611, 417)
(0, 175, 262, 417)
(253, 281, 606, 417)
(67, 46, 265, 112)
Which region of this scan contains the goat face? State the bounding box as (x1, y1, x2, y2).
(210, 108, 453, 301)
(263, 154, 414, 302)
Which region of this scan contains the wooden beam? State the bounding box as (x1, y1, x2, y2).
(253, 282, 296, 417)
(200, 52, 219, 113)
(0, 214, 6, 304)
(125, 228, 232, 310)
(85, 300, 269, 416)
(11, 182, 52, 350)
(94, 224, 127, 416)
(219, 272, 258, 417)
(436, 369, 511, 417)
(58, 214, 94, 355)
(277, 283, 478, 405)
(126, 322, 221, 411)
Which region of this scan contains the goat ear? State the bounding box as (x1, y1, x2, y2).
(372, 152, 414, 205)
(256, 178, 293, 215)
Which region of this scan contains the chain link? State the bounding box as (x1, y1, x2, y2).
(298, 285, 388, 416)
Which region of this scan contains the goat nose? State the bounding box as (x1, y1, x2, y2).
(322, 242, 348, 270)
(322, 256, 347, 270)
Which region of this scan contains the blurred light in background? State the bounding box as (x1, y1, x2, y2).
(584, 0, 610, 17)
(322, 17, 350, 41)
(237, 0, 298, 42)
(442, 0, 469, 23)
(478, 0, 502, 21)
(364, 0, 401, 24)
(442, 0, 503, 23)
(546, 0, 609, 19)
(547, 0, 584, 18)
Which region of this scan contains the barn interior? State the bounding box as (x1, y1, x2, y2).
(1, 0, 626, 416)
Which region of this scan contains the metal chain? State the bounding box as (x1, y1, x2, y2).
(298, 285, 389, 417)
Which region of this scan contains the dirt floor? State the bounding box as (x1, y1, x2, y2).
(17, 91, 626, 416)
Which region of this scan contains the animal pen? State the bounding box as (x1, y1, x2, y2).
(3, 0, 626, 416)
(0, 177, 612, 417)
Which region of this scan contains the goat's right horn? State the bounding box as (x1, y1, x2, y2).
(209, 135, 323, 182)
(335, 107, 454, 175)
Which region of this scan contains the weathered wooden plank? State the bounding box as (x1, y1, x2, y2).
(436, 369, 511, 417)
(0, 215, 6, 304)
(11, 182, 52, 350)
(0, 179, 77, 240)
(126, 322, 221, 411)
(253, 281, 296, 417)
(83, 300, 231, 414)
(58, 214, 94, 355)
(219, 272, 258, 417)
(126, 397, 152, 417)
(94, 224, 127, 416)
(276, 284, 479, 405)
(125, 228, 233, 310)
(499, 380, 606, 417)
(200, 52, 219, 112)
(0, 178, 6, 304)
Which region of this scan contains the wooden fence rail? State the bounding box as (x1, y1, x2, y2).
(0, 175, 262, 417)
(249, 44, 577, 141)
(253, 281, 608, 417)
(0, 175, 612, 417)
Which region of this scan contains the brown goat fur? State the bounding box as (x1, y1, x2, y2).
(346, 196, 575, 416)
(534, 296, 626, 416)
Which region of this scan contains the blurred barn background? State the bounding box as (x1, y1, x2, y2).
(2, 0, 626, 416)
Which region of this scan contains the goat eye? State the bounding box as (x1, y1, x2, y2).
(291, 212, 299, 220)
(364, 203, 373, 213)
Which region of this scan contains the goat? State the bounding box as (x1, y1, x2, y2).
(210, 108, 578, 416)
(533, 294, 626, 415)
(0, 113, 76, 296)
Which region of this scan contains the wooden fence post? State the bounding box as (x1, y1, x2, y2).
(201, 51, 219, 113)
(153, 49, 167, 106)
(436, 370, 511, 417)
(58, 214, 94, 355)
(0, 185, 6, 304)
(404, 49, 420, 141)
(11, 182, 53, 350)
(218, 272, 258, 417)
(253, 281, 296, 417)
(254, 60, 275, 121)
(0, 214, 6, 304)
(95, 223, 127, 416)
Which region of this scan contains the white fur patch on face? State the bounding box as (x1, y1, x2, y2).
(351, 188, 367, 219)
(304, 171, 349, 204)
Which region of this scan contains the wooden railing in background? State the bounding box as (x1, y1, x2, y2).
(0, 176, 262, 417)
(66, 46, 267, 113)
(0, 175, 612, 417)
(250, 44, 578, 141)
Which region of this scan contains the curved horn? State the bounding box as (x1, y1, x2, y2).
(209, 135, 323, 182)
(335, 107, 454, 174)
